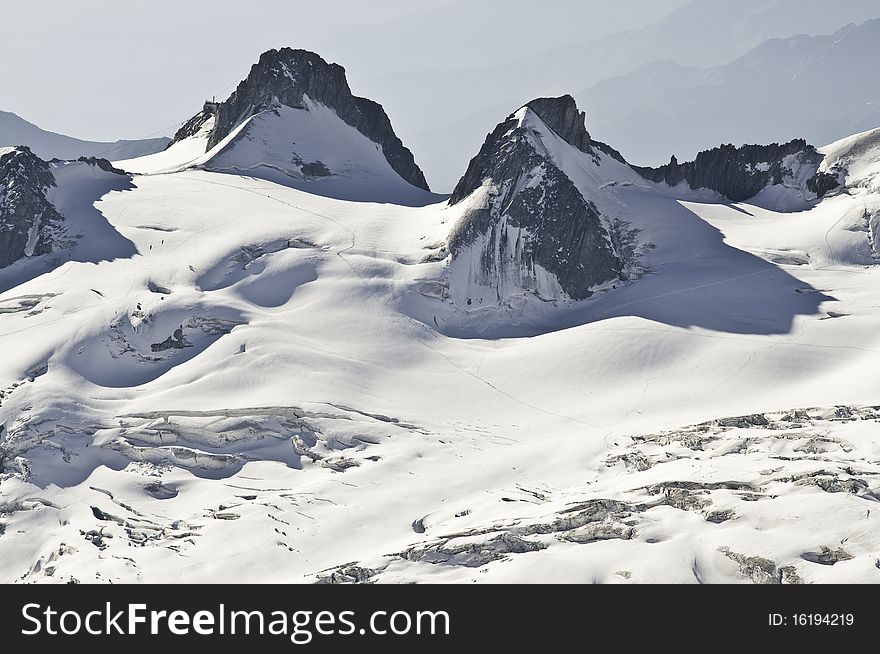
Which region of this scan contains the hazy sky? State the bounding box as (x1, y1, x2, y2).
(2, 0, 877, 191)
(0, 0, 684, 140)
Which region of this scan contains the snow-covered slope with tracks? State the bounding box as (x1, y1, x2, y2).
(2, 105, 880, 584)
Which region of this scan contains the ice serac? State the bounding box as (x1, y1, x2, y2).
(172, 48, 429, 191)
(633, 140, 841, 202)
(446, 95, 623, 306)
(0, 146, 64, 268)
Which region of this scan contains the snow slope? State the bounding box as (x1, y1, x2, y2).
(113, 116, 216, 176)
(115, 100, 442, 206)
(2, 124, 880, 584)
(0, 111, 169, 161)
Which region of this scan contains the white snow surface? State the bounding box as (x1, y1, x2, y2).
(113, 116, 217, 175)
(819, 126, 880, 192)
(115, 99, 443, 207)
(2, 119, 880, 584)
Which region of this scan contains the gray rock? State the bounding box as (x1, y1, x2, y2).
(801, 546, 854, 566)
(317, 565, 377, 584)
(142, 481, 178, 499)
(447, 96, 622, 302)
(170, 107, 214, 144)
(705, 509, 736, 523)
(213, 512, 240, 521)
(559, 523, 634, 544)
(150, 326, 190, 352)
(517, 498, 636, 535)
(320, 457, 360, 472)
(524, 95, 592, 153)
(403, 531, 546, 567)
(0, 147, 64, 268)
(172, 48, 429, 191)
(147, 281, 172, 295)
(713, 413, 769, 428)
(633, 140, 840, 202)
(794, 473, 870, 495)
(73, 156, 127, 175)
(719, 547, 780, 584)
(778, 566, 804, 584)
(300, 160, 331, 177)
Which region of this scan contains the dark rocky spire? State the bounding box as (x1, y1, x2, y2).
(525, 95, 592, 153)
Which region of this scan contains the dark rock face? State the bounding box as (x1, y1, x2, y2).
(171, 109, 214, 144)
(174, 48, 429, 191)
(633, 140, 840, 202)
(75, 157, 127, 176)
(0, 147, 64, 269)
(450, 95, 601, 205)
(300, 161, 331, 177)
(524, 95, 592, 153)
(806, 169, 841, 197)
(150, 327, 191, 353)
(447, 99, 621, 304)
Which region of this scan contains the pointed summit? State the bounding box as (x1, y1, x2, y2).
(446, 96, 641, 307)
(167, 48, 430, 194)
(525, 95, 592, 153)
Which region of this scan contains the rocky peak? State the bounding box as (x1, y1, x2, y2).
(525, 95, 592, 153)
(446, 97, 623, 306)
(0, 146, 63, 268)
(634, 140, 841, 202)
(174, 47, 430, 191)
(205, 48, 349, 151)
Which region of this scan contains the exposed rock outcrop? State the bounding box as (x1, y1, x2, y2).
(447, 96, 622, 306)
(633, 140, 841, 202)
(523, 95, 592, 153)
(170, 107, 215, 144)
(0, 146, 64, 268)
(73, 156, 128, 175)
(172, 48, 429, 191)
(150, 327, 191, 353)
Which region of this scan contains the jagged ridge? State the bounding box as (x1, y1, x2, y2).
(633, 140, 841, 202)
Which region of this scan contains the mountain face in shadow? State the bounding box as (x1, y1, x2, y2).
(0, 150, 137, 294)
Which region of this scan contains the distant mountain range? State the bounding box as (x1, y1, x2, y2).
(0, 110, 169, 161)
(578, 18, 880, 165)
(389, 0, 880, 188)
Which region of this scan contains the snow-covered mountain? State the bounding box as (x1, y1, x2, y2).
(3, 47, 880, 584)
(578, 18, 880, 166)
(446, 96, 631, 306)
(117, 48, 436, 205)
(0, 111, 169, 161)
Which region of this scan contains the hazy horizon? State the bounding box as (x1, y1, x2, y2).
(3, 0, 879, 190)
